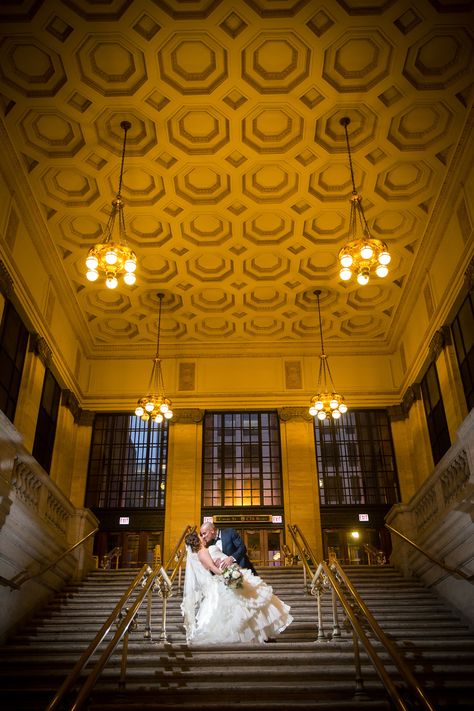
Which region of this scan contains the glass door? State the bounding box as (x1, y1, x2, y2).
(241, 528, 283, 567)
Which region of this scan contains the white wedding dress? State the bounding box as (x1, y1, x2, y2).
(181, 544, 293, 645)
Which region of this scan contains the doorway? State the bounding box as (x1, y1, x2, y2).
(94, 531, 162, 568)
(322, 527, 383, 564)
(240, 528, 284, 567)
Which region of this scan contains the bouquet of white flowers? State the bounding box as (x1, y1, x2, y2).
(222, 562, 243, 589)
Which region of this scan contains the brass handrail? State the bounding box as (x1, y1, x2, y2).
(386, 523, 474, 582)
(47, 525, 193, 711)
(363, 543, 386, 566)
(2, 528, 99, 590)
(101, 545, 121, 569)
(287, 524, 436, 711)
(45, 564, 150, 711)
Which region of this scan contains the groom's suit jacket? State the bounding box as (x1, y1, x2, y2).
(218, 528, 257, 575)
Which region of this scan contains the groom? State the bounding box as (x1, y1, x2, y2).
(200, 521, 257, 575)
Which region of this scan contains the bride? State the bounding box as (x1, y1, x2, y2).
(181, 531, 293, 645)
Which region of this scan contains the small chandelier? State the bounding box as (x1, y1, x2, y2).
(135, 293, 173, 424)
(309, 290, 348, 421)
(85, 120, 137, 289)
(338, 117, 391, 286)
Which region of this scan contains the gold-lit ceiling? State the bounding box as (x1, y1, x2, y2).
(0, 0, 472, 359)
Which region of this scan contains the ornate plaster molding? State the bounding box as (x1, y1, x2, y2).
(278, 407, 313, 422)
(0, 260, 14, 299)
(172, 408, 204, 424)
(29, 333, 52, 368)
(429, 325, 451, 361)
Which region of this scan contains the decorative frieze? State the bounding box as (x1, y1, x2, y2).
(414, 488, 438, 531)
(45, 491, 70, 535)
(11, 457, 41, 511)
(440, 449, 470, 506)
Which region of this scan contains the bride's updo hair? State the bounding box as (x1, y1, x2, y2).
(185, 531, 201, 553)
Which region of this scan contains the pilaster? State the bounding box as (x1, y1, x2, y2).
(163, 409, 204, 562)
(278, 407, 322, 559)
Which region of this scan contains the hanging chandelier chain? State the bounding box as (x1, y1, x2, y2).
(340, 117, 357, 196)
(117, 120, 131, 198)
(155, 292, 163, 359)
(315, 290, 326, 356)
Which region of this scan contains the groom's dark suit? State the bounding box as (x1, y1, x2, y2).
(214, 528, 257, 575)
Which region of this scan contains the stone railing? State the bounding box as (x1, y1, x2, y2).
(0, 410, 98, 642)
(386, 408, 474, 624)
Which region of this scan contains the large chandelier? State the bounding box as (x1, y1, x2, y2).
(309, 290, 348, 421)
(85, 120, 137, 289)
(135, 293, 173, 424)
(338, 117, 391, 286)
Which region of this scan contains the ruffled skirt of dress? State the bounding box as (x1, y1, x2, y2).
(184, 569, 293, 645)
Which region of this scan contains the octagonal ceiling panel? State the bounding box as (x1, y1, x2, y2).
(0, 0, 471, 358)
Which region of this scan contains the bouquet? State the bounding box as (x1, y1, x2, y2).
(221, 562, 243, 589)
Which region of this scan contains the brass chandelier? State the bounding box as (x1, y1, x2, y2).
(85, 120, 137, 289)
(338, 117, 391, 286)
(309, 290, 348, 420)
(135, 293, 173, 424)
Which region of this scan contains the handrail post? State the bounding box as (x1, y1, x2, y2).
(352, 629, 366, 697)
(331, 586, 341, 639)
(315, 587, 326, 642)
(119, 631, 129, 687)
(157, 567, 172, 645)
(144, 588, 153, 641)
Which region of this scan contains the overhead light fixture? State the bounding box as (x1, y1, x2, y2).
(85, 120, 137, 289)
(309, 290, 348, 421)
(338, 117, 391, 286)
(135, 293, 173, 424)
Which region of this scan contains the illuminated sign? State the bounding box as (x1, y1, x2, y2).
(272, 515, 283, 523)
(119, 516, 130, 525)
(358, 513, 369, 522)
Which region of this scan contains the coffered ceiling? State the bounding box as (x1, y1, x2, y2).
(0, 0, 473, 360)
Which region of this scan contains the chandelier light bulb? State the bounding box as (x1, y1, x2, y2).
(339, 267, 352, 281)
(135, 406, 144, 417)
(86, 270, 99, 282)
(145, 400, 155, 413)
(105, 249, 118, 265)
(159, 402, 169, 413)
(124, 272, 136, 286)
(332, 410, 341, 419)
(329, 398, 339, 410)
(360, 243, 374, 260)
(375, 264, 388, 278)
(340, 253, 353, 268)
(124, 258, 137, 273)
(106, 275, 118, 289)
(309, 405, 317, 416)
(379, 251, 391, 265)
(86, 254, 98, 270)
(317, 410, 327, 420)
(339, 402, 348, 414)
(164, 410, 173, 420)
(357, 269, 370, 286)
(155, 413, 164, 423)
(141, 412, 150, 421)
(315, 400, 324, 410)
